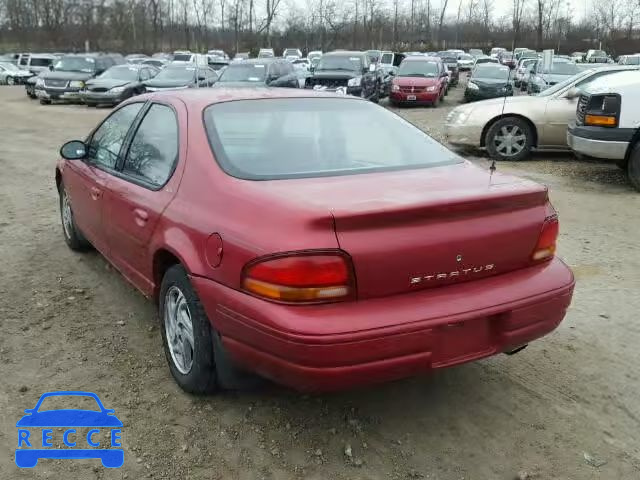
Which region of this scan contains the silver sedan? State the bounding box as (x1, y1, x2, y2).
(0, 62, 33, 85)
(445, 65, 638, 161)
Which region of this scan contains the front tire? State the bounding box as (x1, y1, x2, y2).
(40, 99, 51, 105)
(59, 184, 91, 251)
(627, 142, 640, 191)
(6, 76, 14, 85)
(485, 117, 533, 162)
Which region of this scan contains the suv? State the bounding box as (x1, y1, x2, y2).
(37, 54, 123, 104)
(283, 48, 302, 60)
(305, 50, 380, 101)
(567, 70, 640, 190)
(172, 52, 208, 67)
(258, 48, 275, 58)
(24, 53, 59, 75)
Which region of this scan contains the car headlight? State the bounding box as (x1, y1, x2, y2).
(426, 86, 437, 92)
(391, 84, 400, 92)
(69, 80, 85, 88)
(36, 78, 44, 87)
(110, 86, 126, 93)
(347, 76, 362, 87)
(467, 81, 479, 90)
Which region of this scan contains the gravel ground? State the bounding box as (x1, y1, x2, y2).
(1, 84, 639, 480)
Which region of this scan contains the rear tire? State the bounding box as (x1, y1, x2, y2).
(6, 76, 14, 85)
(627, 142, 640, 191)
(485, 116, 533, 162)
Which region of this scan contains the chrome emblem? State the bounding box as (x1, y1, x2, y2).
(411, 86, 415, 93)
(410, 264, 495, 285)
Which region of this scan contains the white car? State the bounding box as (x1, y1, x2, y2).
(490, 47, 506, 59)
(457, 54, 475, 71)
(283, 48, 302, 60)
(0, 61, 33, 85)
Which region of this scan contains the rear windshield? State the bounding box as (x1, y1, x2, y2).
(55, 56, 96, 73)
(380, 53, 393, 64)
(474, 65, 510, 79)
(203, 98, 460, 180)
(218, 63, 267, 82)
(173, 54, 192, 62)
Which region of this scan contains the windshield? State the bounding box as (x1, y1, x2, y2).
(380, 53, 393, 64)
(398, 61, 440, 77)
(537, 70, 590, 96)
(99, 66, 139, 81)
(315, 55, 362, 72)
(476, 57, 497, 64)
(204, 98, 460, 180)
(154, 66, 195, 81)
(473, 65, 510, 79)
(0, 62, 21, 72)
(54, 56, 96, 73)
(624, 56, 640, 65)
(218, 63, 267, 82)
(544, 61, 579, 75)
(173, 54, 193, 62)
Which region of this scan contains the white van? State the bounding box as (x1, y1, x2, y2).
(25, 54, 59, 74)
(172, 51, 208, 67)
(567, 70, 640, 190)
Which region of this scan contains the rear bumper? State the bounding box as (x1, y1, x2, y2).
(390, 90, 440, 104)
(82, 91, 126, 104)
(192, 258, 575, 391)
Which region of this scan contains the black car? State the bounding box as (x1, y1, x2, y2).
(82, 64, 159, 107)
(436, 51, 460, 86)
(143, 64, 218, 91)
(305, 51, 379, 101)
(213, 58, 298, 88)
(37, 54, 124, 104)
(464, 63, 513, 102)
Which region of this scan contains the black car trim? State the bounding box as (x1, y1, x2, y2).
(568, 123, 635, 142)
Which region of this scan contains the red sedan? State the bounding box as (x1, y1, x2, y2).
(56, 88, 575, 393)
(390, 56, 448, 106)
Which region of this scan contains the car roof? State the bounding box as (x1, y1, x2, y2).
(325, 50, 364, 57)
(134, 87, 361, 110)
(404, 56, 441, 62)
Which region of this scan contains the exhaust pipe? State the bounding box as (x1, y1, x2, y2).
(504, 344, 528, 355)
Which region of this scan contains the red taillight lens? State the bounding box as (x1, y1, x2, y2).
(532, 216, 559, 262)
(241, 252, 355, 303)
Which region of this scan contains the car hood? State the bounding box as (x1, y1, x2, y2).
(394, 76, 439, 87)
(16, 410, 123, 427)
(310, 70, 358, 80)
(144, 79, 192, 88)
(537, 73, 573, 83)
(43, 70, 94, 81)
(86, 79, 132, 89)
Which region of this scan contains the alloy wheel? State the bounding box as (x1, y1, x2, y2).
(493, 125, 527, 157)
(164, 286, 195, 375)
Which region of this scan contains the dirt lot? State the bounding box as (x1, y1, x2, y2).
(1, 84, 639, 480)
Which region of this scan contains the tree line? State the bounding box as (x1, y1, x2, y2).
(0, 0, 639, 56)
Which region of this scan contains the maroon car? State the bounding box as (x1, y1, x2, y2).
(56, 88, 575, 393)
(390, 56, 448, 106)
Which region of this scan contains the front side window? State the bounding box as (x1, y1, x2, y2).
(87, 103, 144, 169)
(204, 98, 461, 180)
(122, 104, 178, 187)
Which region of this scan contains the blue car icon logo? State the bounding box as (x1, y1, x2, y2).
(16, 391, 123, 468)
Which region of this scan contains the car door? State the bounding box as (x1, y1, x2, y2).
(62, 103, 145, 254)
(541, 70, 617, 147)
(103, 102, 184, 293)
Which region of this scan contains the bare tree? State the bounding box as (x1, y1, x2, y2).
(437, 0, 449, 48)
(512, 0, 526, 50)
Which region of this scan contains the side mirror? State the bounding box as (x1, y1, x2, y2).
(388, 70, 396, 76)
(369, 63, 376, 72)
(565, 87, 580, 99)
(60, 140, 87, 160)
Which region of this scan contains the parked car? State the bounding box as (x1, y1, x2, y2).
(172, 52, 208, 68)
(445, 65, 639, 161)
(514, 57, 538, 89)
(464, 63, 513, 102)
(207, 49, 229, 60)
(305, 51, 380, 101)
(365, 50, 382, 64)
(143, 64, 217, 91)
(490, 47, 507, 58)
(527, 58, 579, 94)
(571, 52, 585, 63)
(25, 71, 45, 98)
(214, 58, 298, 88)
(585, 49, 607, 62)
(379, 51, 406, 69)
(0, 61, 33, 85)
(291, 58, 311, 70)
(469, 48, 484, 58)
(257, 48, 275, 58)
(457, 53, 475, 71)
(618, 54, 640, 65)
(82, 64, 158, 107)
(498, 51, 516, 68)
(23, 53, 58, 75)
(233, 52, 250, 61)
(283, 48, 302, 60)
(436, 51, 460, 86)
(37, 54, 122, 104)
(474, 55, 500, 67)
(207, 56, 229, 72)
(379, 65, 398, 98)
(308, 51, 323, 67)
(567, 70, 640, 190)
(55, 88, 575, 393)
(142, 58, 168, 69)
(389, 56, 447, 107)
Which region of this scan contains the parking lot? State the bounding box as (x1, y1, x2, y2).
(1, 84, 639, 480)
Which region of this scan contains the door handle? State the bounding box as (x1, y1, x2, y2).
(133, 208, 149, 226)
(90, 187, 102, 200)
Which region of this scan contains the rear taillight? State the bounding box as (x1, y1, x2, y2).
(241, 251, 355, 303)
(532, 215, 559, 262)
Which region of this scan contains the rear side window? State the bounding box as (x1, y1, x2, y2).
(122, 104, 178, 188)
(204, 98, 461, 180)
(30, 57, 52, 67)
